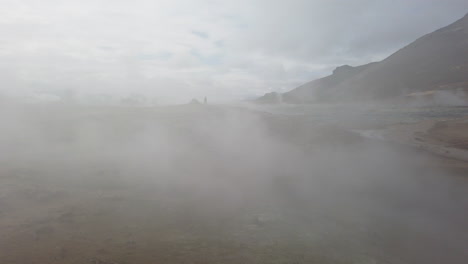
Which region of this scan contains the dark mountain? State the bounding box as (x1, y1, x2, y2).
(259, 13, 468, 103)
(282, 62, 377, 103)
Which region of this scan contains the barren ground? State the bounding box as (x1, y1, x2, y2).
(0, 104, 467, 264)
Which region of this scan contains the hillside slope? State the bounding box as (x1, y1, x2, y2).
(259, 13, 468, 103)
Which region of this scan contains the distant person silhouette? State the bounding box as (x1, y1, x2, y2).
(204, 96, 208, 104)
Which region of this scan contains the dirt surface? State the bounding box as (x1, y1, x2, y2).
(1, 104, 467, 264)
(375, 117, 468, 163)
(428, 118, 468, 149)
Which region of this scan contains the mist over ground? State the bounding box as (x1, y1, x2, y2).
(2, 1, 468, 263)
(1, 102, 467, 263)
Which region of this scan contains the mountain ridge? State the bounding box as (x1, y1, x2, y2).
(258, 12, 468, 104)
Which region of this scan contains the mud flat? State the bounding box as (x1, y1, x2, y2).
(354, 116, 468, 168)
(0, 104, 467, 264)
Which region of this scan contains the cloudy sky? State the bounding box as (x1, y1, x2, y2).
(1, 0, 468, 103)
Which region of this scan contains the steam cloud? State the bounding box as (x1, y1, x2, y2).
(0, 101, 467, 263)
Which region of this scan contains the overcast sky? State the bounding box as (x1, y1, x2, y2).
(1, 0, 468, 103)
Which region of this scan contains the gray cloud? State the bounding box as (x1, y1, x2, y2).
(191, 30, 209, 39)
(1, 0, 467, 103)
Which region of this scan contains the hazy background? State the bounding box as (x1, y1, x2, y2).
(1, 1, 468, 263)
(2, 0, 468, 103)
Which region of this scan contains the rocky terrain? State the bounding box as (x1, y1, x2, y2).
(258, 13, 468, 104)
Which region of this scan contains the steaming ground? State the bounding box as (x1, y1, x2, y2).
(0, 103, 467, 263)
